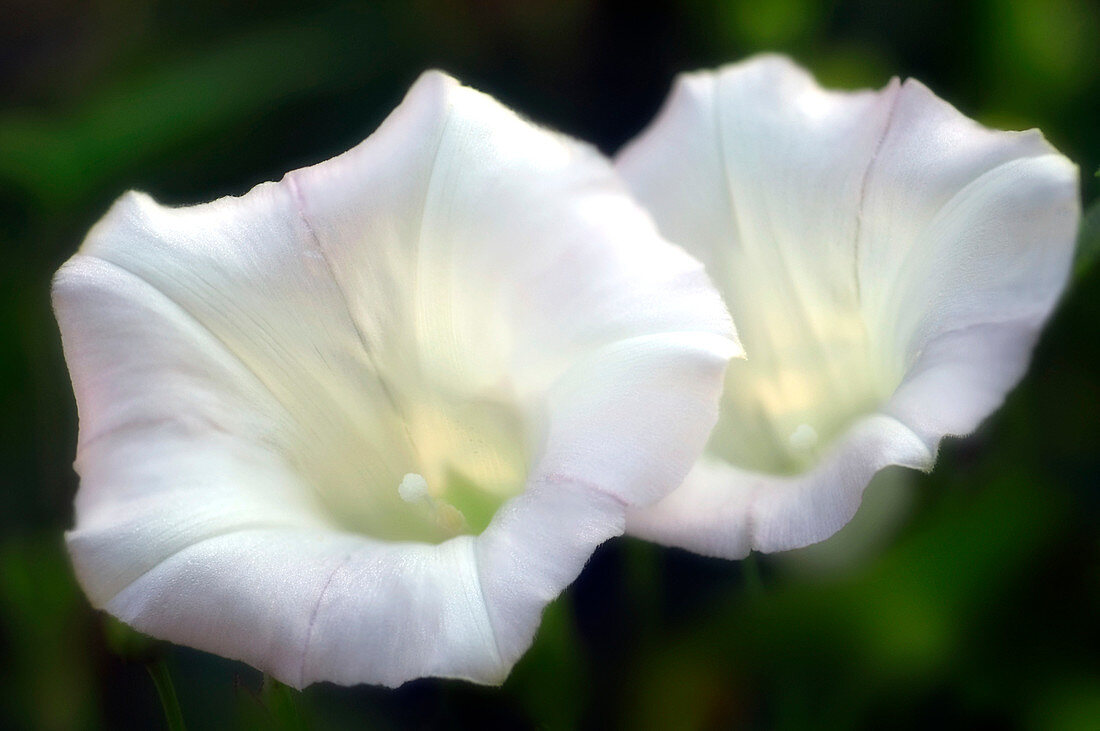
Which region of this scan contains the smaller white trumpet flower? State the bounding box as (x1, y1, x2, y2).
(617, 55, 1079, 558)
(53, 71, 738, 686)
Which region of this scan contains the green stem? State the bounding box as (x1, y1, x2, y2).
(146, 658, 186, 731)
(742, 552, 765, 598)
(623, 538, 661, 637)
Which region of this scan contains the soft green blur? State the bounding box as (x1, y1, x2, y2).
(2, 1, 1098, 728)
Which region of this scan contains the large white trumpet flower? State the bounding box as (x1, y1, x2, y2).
(53, 71, 738, 687)
(618, 55, 1079, 558)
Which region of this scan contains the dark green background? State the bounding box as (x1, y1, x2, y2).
(3, 1, 1099, 728)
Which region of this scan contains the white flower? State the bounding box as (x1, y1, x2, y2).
(53, 71, 738, 687)
(617, 55, 1079, 558)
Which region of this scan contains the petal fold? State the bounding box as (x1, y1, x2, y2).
(627, 414, 932, 558)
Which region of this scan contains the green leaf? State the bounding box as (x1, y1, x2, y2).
(1074, 197, 1100, 280)
(260, 675, 308, 731)
(233, 674, 309, 731)
(0, 6, 400, 213)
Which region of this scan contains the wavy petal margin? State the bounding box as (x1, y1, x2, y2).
(55, 71, 738, 685)
(618, 55, 1078, 558)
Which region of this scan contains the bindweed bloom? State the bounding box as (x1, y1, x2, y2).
(618, 55, 1080, 559)
(53, 71, 739, 687)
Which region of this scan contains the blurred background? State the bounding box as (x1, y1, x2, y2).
(2, 0, 1099, 728)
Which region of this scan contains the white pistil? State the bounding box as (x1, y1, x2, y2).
(788, 423, 818, 452)
(398, 473, 430, 503)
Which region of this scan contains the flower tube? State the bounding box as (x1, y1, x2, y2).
(54, 71, 738, 687)
(617, 55, 1079, 558)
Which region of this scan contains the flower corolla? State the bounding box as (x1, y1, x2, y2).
(618, 55, 1080, 557)
(53, 71, 738, 686)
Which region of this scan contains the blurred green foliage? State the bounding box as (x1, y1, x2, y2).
(2, 0, 1098, 728)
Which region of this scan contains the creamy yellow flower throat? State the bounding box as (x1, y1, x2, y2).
(305, 381, 530, 544)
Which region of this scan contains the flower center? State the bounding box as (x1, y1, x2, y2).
(397, 472, 471, 535)
(299, 383, 531, 545)
(397, 396, 530, 536)
(707, 297, 895, 475)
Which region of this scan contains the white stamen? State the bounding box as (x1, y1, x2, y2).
(435, 503, 469, 534)
(398, 472, 470, 535)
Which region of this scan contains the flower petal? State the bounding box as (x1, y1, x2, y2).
(617, 55, 905, 475)
(616, 55, 1078, 556)
(856, 81, 1079, 440)
(627, 414, 931, 558)
(56, 71, 736, 685)
(287, 71, 735, 403)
